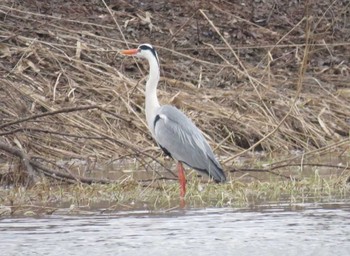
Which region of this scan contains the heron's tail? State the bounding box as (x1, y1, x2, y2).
(207, 157, 226, 183)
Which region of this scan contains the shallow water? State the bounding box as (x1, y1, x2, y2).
(1, 202, 349, 256)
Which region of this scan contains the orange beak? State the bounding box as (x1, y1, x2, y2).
(120, 49, 138, 56)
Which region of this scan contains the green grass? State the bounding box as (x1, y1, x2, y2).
(0, 172, 348, 216)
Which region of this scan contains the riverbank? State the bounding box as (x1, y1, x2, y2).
(1, 170, 348, 216)
(1, 1, 349, 213)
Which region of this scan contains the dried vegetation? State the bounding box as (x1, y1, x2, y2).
(0, 0, 350, 189)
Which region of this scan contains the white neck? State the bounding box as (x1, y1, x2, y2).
(145, 55, 160, 137)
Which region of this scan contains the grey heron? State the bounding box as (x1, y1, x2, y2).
(121, 44, 226, 199)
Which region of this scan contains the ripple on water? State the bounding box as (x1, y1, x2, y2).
(0, 202, 349, 256)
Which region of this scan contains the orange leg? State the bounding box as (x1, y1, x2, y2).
(177, 162, 186, 198)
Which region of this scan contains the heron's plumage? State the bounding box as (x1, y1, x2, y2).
(154, 105, 226, 182)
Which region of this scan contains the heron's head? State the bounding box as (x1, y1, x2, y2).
(121, 44, 159, 64)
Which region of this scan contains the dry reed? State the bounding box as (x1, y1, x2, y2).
(0, 1, 349, 185)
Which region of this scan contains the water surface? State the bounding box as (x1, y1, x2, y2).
(1, 202, 349, 256)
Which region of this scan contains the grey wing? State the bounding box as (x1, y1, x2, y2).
(153, 105, 226, 182)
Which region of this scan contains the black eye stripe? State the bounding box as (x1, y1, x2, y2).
(138, 44, 159, 65)
(140, 45, 156, 56)
(139, 45, 153, 51)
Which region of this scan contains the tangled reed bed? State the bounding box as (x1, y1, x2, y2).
(0, 1, 350, 185)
